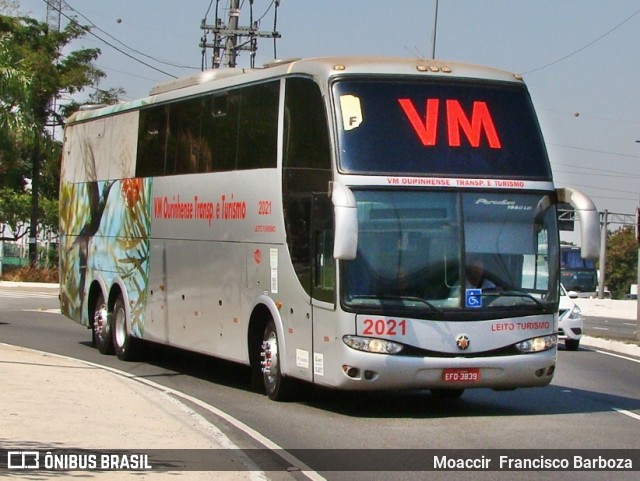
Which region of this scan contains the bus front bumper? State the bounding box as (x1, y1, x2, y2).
(323, 348, 557, 391)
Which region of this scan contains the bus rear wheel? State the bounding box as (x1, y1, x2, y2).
(261, 320, 291, 401)
(112, 295, 142, 361)
(92, 293, 113, 355)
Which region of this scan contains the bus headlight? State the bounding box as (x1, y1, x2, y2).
(516, 335, 557, 353)
(343, 335, 404, 354)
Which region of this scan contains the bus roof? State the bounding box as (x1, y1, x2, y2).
(66, 56, 525, 124)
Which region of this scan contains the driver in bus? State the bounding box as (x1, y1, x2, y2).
(465, 256, 497, 290)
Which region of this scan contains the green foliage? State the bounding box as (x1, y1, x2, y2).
(0, 11, 107, 247)
(605, 226, 638, 299)
(60, 87, 126, 119)
(0, 186, 30, 240)
(0, 35, 35, 162)
(0, 15, 104, 125)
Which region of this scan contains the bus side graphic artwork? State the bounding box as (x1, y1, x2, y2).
(60, 178, 151, 336)
(59, 57, 600, 402)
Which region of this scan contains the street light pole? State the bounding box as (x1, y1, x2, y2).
(598, 210, 608, 299)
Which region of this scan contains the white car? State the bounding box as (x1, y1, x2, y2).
(558, 284, 583, 351)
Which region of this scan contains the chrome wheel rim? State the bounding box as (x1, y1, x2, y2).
(114, 303, 127, 348)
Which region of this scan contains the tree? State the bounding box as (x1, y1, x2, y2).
(0, 1, 19, 16)
(605, 226, 638, 299)
(0, 16, 35, 243)
(59, 86, 126, 119)
(0, 187, 30, 241)
(0, 13, 105, 259)
(0, 29, 34, 186)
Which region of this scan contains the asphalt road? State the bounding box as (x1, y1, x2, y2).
(584, 315, 638, 342)
(1, 284, 639, 481)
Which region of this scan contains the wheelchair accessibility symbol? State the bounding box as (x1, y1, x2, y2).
(465, 289, 482, 308)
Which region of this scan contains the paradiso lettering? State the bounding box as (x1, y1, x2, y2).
(398, 98, 502, 148)
(153, 193, 246, 226)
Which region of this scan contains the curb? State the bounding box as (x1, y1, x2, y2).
(580, 335, 640, 359)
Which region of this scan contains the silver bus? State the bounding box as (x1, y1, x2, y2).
(59, 57, 600, 401)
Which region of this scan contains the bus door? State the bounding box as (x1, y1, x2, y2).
(310, 193, 337, 383)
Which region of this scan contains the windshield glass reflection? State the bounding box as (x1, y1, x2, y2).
(341, 190, 559, 318)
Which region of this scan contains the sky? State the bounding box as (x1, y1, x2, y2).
(14, 0, 640, 235)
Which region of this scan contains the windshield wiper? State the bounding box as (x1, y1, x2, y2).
(349, 294, 444, 315)
(483, 290, 545, 308)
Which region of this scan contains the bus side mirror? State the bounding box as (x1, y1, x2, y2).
(556, 187, 600, 259)
(331, 181, 358, 260)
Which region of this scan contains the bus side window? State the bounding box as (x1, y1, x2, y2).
(236, 82, 279, 170)
(204, 92, 238, 172)
(167, 97, 205, 175)
(136, 105, 169, 177)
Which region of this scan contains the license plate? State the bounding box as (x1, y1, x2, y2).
(442, 368, 480, 383)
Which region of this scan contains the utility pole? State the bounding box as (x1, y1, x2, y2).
(598, 210, 608, 299)
(28, 2, 62, 267)
(636, 207, 639, 341)
(223, 0, 240, 68)
(45, 0, 62, 33)
(200, 0, 281, 69)
(431, 0, 439, 59)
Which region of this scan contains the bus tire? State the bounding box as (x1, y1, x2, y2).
(112, 295, 142, 361)
(261, 319, 291, 401)
(92, 293, 113, 355)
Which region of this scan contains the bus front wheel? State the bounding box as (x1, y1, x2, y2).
(261, 320, 291, 401)
(92, 293, 113, 355)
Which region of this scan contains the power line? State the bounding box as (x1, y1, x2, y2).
(553, 161, 640, 178)
(547, 142, 640, 160)
(565, 191, 638, 202)
(523, 6, 640, 75)
(49, 1, 184, 78)
(554, 181, 638, 202)
(96, 63, 161, 83)
(555, 180, 638, 196)
(554, 168, 640, 181)
(540, 107, 640, 126)
(55, 6, 178, 78)
(63, 1, 199, 71)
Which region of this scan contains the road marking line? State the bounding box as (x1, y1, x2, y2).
(613, 408, 640, 422)
(592, 349, 640, 364)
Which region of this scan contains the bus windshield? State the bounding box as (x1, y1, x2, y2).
(333, 78, 552, 179)
(342, 190, 559, 319)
